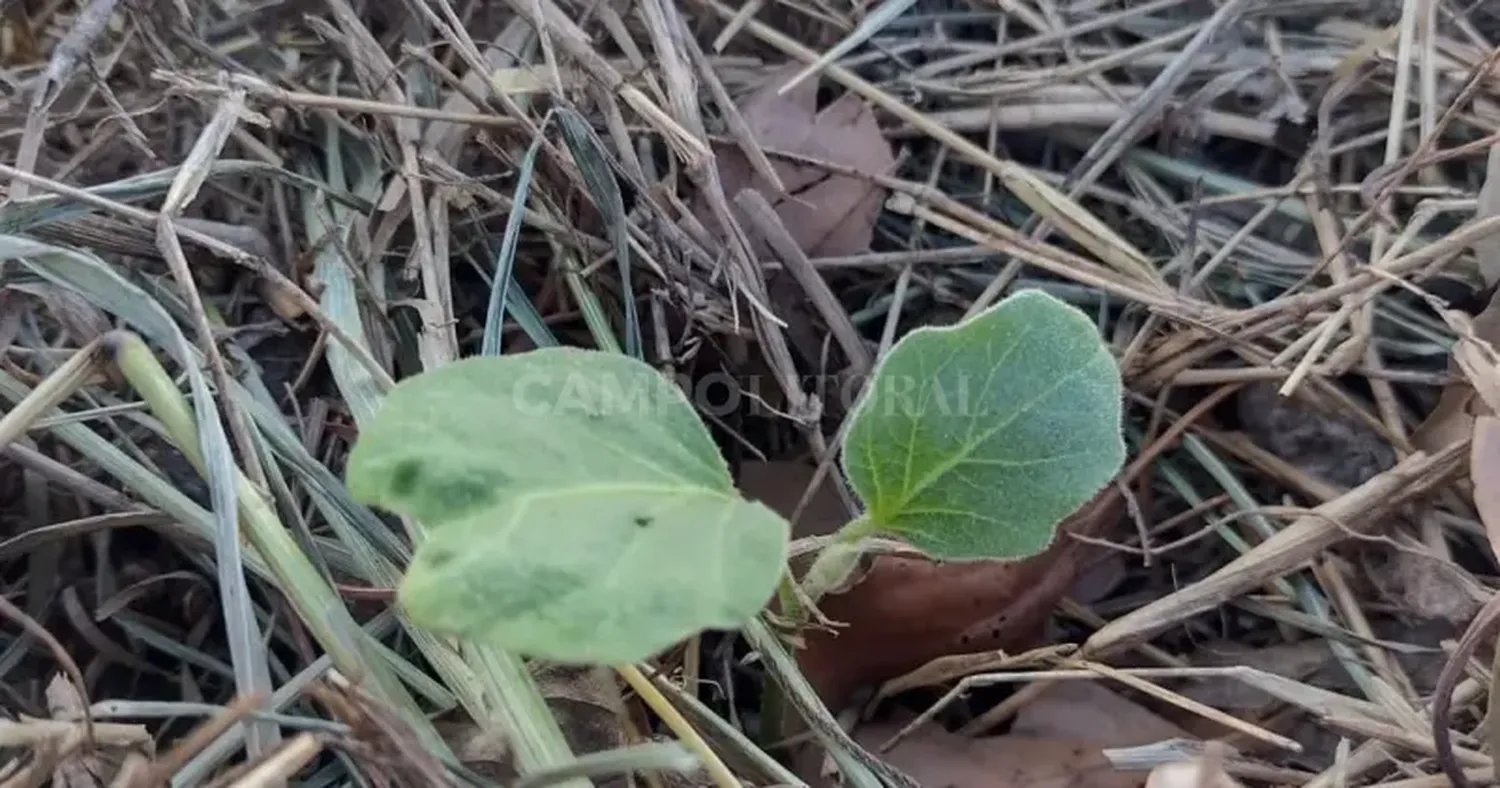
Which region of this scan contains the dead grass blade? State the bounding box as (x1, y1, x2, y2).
(1085, 444, 1466, 656)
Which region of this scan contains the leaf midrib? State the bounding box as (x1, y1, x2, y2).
(887, 349, 1103, 518)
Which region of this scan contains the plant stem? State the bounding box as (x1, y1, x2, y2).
(774, 571, 801, 620)
(617, 664, 740, 788)
(798, 513, 876, 609)
(760, 514, 878, 748)
(837, 512, 879, 541)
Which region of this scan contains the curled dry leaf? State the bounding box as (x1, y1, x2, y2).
(1235, 382, 1394, 489)
(741, 460, 1124, 708)
(1413, 290, 1500, 452)
(437, 663, 630, 786)
(846, 687, 1179, 788)
(1179, 641, 1336, 712)
(701, 62, 896, 258)
(1383, 548, 1484, 624)
(533, 662, 630, 770)
(794, 490, 1122, 708)
(1010, 680, 1187, 744)
(436, 719, 516, 783)
(1415, 378, 1485, 453)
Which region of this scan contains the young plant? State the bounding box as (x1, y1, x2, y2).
(346, 289, 1124, 664)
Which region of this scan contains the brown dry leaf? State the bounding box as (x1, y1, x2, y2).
(1179, 641, 1336, 712)
(795, 491, 1122, 708)
(1443, 308, 1500, 415)
(1235, 382, 1394, 489)
(533, 662, 630, 766)
(704, 62, 896, 258)
(853, 717, 1148, 788)
(1415, 378, 1483, 454)
(1067, 553, 1129, 608)
(1012, 681, 1187, 745)
(738, 460, 850, 538)
(1385, 548, 1484, 623)
(1471, 416, 1500, 561)
(432, 664, 635, 788)
(1414, 295, 1500, 450)
(436, 719, 515, 783)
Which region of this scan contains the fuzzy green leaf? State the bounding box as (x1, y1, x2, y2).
(346, 348, 790, 664)
(843, 289, 1124, 560)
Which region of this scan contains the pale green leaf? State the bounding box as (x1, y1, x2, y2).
(346, 348, 789, 663)
(842, 289, 1124, 560)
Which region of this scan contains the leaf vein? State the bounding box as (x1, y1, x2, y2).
(896, 349, 1103, 510)
(899, 335, 969, 499)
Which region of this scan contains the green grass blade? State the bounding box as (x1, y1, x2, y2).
(0, 233, 275, 749)
(462, 217, 559, 350)
(744, 618, 903, 788)
(109, 330, 449, 755)
(484, 120, 550, 356)
(651, 672, 805, 786)
(506, 283, 561, 349)
(559, 242, 622, 353)
(0, 160, 370, 233)
(306, 224, 385, 426)
(555, 107, 639, 357)
(0, 232, 448, 754)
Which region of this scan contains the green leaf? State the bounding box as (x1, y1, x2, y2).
(842, 289, 1124, 560)
(345, 348, 790, 664)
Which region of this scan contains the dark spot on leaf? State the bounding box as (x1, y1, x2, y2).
(439, 477, 497, 513)
(424, 548, 455, 568)
(484, 568, 581, 620)
(634, 516, 652, 528)
(389, 459, 421, 497)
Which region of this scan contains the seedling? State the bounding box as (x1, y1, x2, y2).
(345, 289, 1125, 664)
